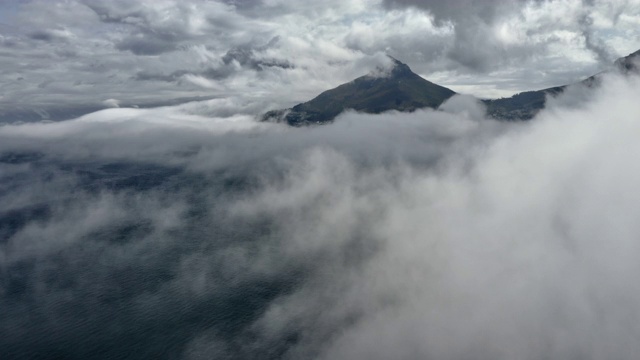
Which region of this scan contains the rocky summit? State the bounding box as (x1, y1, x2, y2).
(262, 57, 456, 126)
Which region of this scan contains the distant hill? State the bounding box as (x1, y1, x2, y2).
(262, 57, 456, 126)
(484, 49, 640, 120)
(482, 86, 565, 120)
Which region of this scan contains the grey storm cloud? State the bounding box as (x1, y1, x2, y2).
(27, 30, 58, 42)
(131, 41, 293, 84)
(379, 0, 532, 70)
(222, 37, 294, 71)
(579, 13, 616, 64)
(382, 0, 531, 22)
(115, 35, 180, 55)
(133, 70, 189, 82)
(84, 1, 194, 55)
(220, 0, 264, 11)
(379, 0, 628, 71)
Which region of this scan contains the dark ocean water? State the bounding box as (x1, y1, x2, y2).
(0, 156, 309, 359)
(0, 111, 474, 360)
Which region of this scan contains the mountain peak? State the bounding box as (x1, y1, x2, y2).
(263, 57, 455, 126)
(366, 56, 413, 79)
(389, 58, 413, 77)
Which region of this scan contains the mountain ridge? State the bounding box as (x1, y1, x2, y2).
(264, 50, 640, 124)
(484, 49, 640, 119)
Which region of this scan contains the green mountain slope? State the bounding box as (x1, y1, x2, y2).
(263, 58, 456, 126)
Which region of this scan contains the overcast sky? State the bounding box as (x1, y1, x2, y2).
(1, 0, 640, 112)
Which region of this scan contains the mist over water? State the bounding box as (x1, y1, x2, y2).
(2, 73, 640, 359)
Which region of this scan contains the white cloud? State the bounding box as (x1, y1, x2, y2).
(241, 73, 640, 359)
(102, 98, 120, 108)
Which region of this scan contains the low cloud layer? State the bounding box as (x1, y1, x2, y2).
(1, 70, 640, 359)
